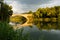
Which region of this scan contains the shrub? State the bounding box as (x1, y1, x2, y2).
(0, 22, 16, 40)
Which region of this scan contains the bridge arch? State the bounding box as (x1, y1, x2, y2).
(11, 14, 33, 29)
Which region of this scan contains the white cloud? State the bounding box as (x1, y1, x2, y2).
(4, 1, 25, 13)
(39, 0, 60, 8)
(4, 0, 60, 13)
(9, 1, 24, 13)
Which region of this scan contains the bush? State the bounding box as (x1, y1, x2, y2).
(0, 22, 30, 40)
(0, 22, 16, 40)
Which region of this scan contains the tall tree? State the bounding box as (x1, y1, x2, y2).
(0, 1, 13, 22)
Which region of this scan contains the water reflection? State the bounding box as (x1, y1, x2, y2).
(17, 25, 60, 40)
(9, 21, 60, 40)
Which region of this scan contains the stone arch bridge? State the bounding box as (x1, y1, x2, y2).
(11, 14, 33, 29)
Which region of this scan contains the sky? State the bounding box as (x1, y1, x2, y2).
(4, 0, 60, 13)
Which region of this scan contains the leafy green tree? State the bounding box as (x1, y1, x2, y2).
(0, 1, 13, 22)
(0, 1, 17, 40)
(33, 6, 60, 29)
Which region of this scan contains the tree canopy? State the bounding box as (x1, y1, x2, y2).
(0, 1, 13, 22)
(33, 6, 60, 29)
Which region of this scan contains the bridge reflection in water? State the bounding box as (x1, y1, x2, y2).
(11, 14, 33, 29)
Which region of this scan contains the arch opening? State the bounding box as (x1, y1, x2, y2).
(10, 15, 27, 25)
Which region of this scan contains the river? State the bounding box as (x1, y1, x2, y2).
(16, 25, 60, 40)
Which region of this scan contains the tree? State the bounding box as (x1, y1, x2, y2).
(0, 1, 13, 22)
(0, 1, 17, 40)
(33, 6, 60, 29)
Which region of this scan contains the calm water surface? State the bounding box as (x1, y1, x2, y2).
(16, 25, 60, 40)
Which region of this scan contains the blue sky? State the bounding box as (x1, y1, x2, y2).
(4, 0, 60, 13)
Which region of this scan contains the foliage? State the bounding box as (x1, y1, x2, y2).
(0, 1, 16, 40)
(33, 6, 60, 29)
(0, 22, 16, 40)
(15, 28, 30, 40)
(0, 2, 13, 22)
(0, 1, 30, 40)
(0, 22, 30, 40)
